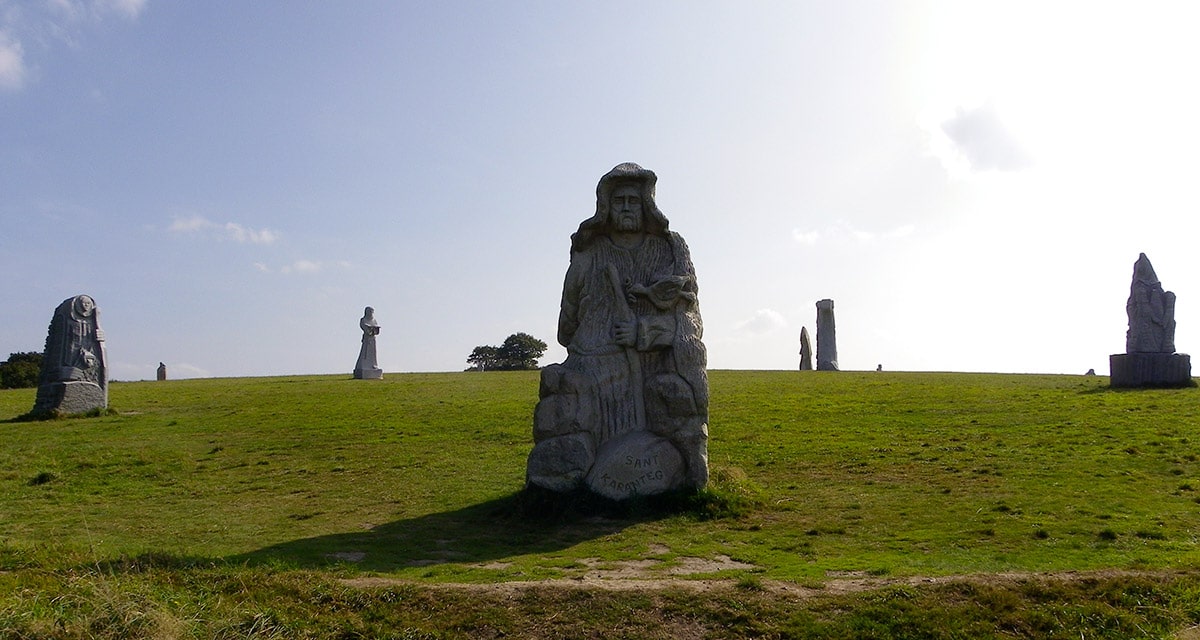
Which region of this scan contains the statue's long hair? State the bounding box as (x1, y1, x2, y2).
(570, 163, 671, 253)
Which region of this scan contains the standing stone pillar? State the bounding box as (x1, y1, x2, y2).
(798, 326, 813, 371)
(156, 362, 167, 381)
(815, 299, 839, 371)
(1110, 253, 1191, 388)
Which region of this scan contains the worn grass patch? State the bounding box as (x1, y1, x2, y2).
(2, 370, 1200, 637)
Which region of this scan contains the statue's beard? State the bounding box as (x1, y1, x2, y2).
(614, 213, 642, 232)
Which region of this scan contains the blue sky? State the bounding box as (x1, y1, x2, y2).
(3, 1, 1200, 379)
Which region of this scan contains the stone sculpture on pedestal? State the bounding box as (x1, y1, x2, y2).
(353, 306, 383, 380)
(799, 326, 813, 371)
(1110, 253, 1191, 387)
(528, 163, 709, 500)
(816, 299, 839, 371)
(31, 295, 108, 416)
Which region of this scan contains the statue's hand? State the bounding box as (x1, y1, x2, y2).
(614, 321, 636, 347)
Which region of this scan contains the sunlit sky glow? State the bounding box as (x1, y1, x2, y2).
(3, 1, 1199, 379)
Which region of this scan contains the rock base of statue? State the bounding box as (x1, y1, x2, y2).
(526, 430, 690, 500)
(33, 381, 106, 416)
(584, 431, 686, 500)
(1109, 353, 1193, 388)
(353, 367, 383, 380)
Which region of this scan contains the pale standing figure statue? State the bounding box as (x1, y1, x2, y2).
(353, 306, 383, 379)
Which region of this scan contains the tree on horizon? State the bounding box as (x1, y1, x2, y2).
(467, 333, 547, 371)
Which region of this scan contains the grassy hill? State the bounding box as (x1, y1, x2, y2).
(2, 371, 1200, 638)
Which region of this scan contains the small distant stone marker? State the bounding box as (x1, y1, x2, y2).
(528, 163, 709, 500)
(816, 299, 839, 371)
(32, 295, 108, 416)
(799, 326, 813, 371)
(353, 306, 383, 379)
(156, 362, 167, 381)
(1109, 253, 1192, 388)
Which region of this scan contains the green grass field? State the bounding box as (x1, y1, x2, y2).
(3, 370, 1200, 638)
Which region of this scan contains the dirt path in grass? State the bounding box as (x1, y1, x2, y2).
(339, 554, 1173, 598)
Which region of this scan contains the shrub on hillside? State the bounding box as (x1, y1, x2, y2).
(0, 352, 42, 389)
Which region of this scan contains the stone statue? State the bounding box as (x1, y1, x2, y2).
(32, 294, 108, 415)
(1126, 253, 1176, 353)
(156, 362, 167, 381)
(528, 163, 709, 500)
(353, 306, 383, 379)
(816, 299, 839, 371)
(798, 326, 813, 370)
(1110, 253, 1191, 388)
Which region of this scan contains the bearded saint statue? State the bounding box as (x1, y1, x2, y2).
(527, 163, 709, 500)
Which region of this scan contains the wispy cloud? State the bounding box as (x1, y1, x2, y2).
(104, 0, 149, 20)
(163, 362, 210, 380)
(168, 215, 211, 233)
(941, 103, 1032, 172)
(255, 260, 351, 276)
(281, 260, 322, 275)
(169, 215, 279, 244)
(794, 222, 915, 246)
(0, 31, 25, 91)
(42, 0, 148, 21)
(791, 229, 819, 245)
(842, 222, 916, 245)
(224, 222, 278, 244)
(0, 0, 148, 91)
(734, 308, 787, 336)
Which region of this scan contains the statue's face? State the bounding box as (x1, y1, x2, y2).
(75, 296, 95, 317)
(609, 184, 643, 233)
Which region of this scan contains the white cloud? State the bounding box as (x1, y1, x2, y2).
(0, 0, 147, 91)
(104, 0, 148, 20)
(940, 103, 1032, 172)
(169, 215, 213, 232)
(169, 215, 278, 244)
(224, 222, 278, 245)
(165, 362, 211, 380)
(43, 0, 147, 21)
(808, 221, 917, 246)
(791, 229, 819, 245)
(282, 260, 322, 274)
(734, 308, 787, 336)
(255, 259, 349, 276)
(0, 31, 25, 91)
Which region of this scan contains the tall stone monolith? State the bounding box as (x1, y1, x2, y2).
(799, 326, 813, 371)
(815, 299, 839, 371)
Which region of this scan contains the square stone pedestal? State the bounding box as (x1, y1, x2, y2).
(1109, 352, 1192, 388)
(353, 368, 383, 380)
(33, 380, 107, 415)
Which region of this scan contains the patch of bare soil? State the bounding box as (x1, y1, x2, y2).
(341, 561, 1186, 600)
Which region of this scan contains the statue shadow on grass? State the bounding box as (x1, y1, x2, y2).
(222, 487, 690, 573)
